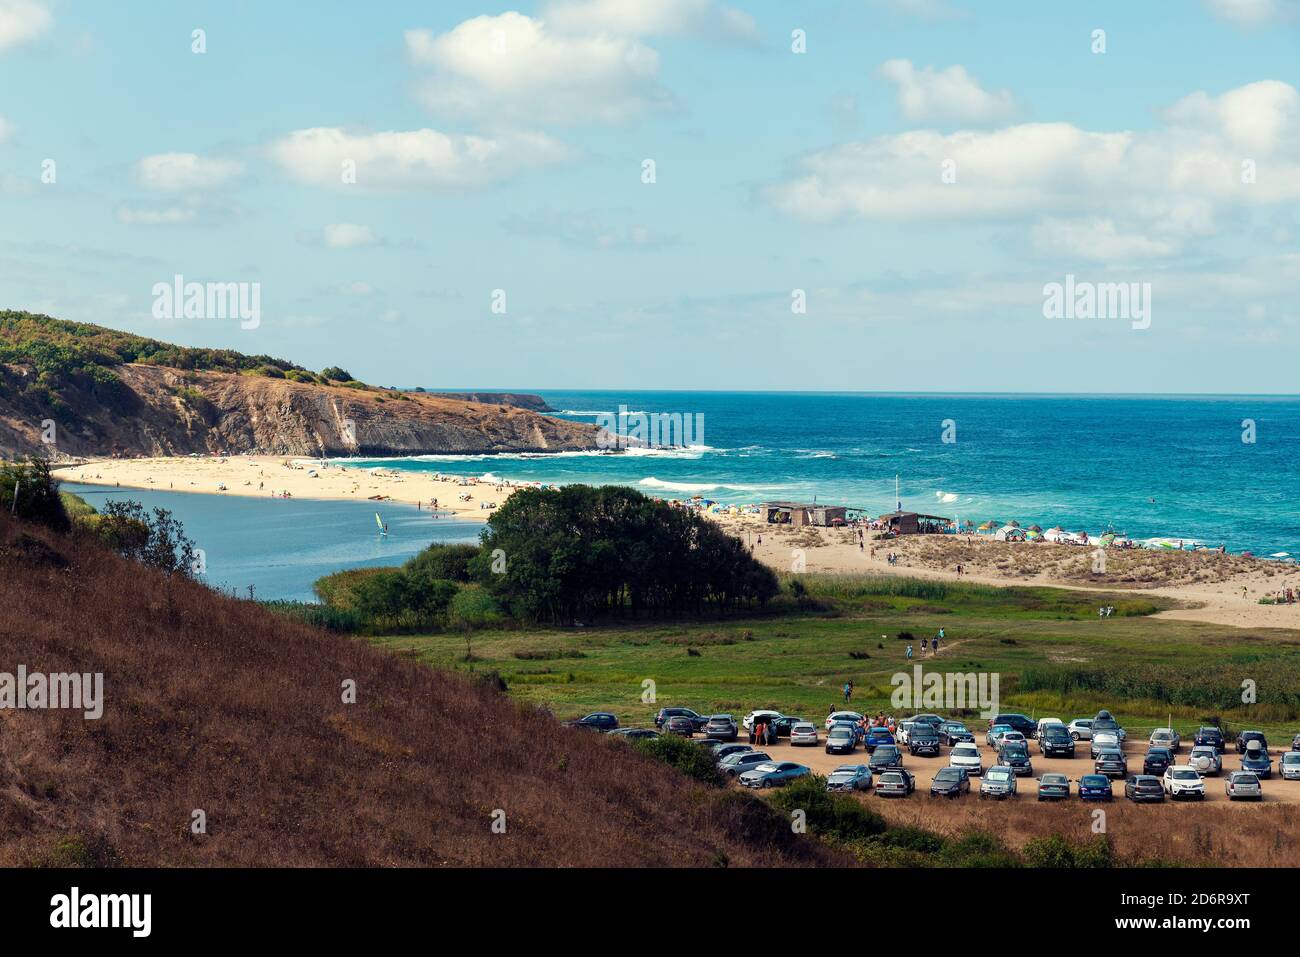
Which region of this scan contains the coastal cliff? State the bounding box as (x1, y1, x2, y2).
(0, 311, 599, 458)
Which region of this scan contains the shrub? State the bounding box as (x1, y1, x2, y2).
(1023, 833, 1113, 868)
(0, 457, 70, 532)
(631, 735, 724, 786)
(766, 777, 887, 843)
(93, 500, 197, 576)
(320, 366, 354, 382)
(405, 542, 480, 583)
(447, 585, 507, 630)
(260, 600, 362, 633)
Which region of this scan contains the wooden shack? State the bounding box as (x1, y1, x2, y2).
(878, 510, 951, 535)
(761, 502, 848, 527)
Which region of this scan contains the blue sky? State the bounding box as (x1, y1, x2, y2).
(1, 0, 1298, 392)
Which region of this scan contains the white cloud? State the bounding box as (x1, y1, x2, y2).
(542, 0, 758, 41)
(322, 224, 377, 249)
(268, 126, 568, 189)
(404, 13, 669, 124)
(878, 59, 1017, 126)
(1204, 0, 1297, 24)
(0, 0, 51, 53)
(0, 114, 13, 143)
(115, 205, 199, 226)
(764, 80, 1300, 260)
(135, 152, 243, 191)
(1030, 218, 1177, 262)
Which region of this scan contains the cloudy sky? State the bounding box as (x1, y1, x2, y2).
(1, 0, 1299, 392)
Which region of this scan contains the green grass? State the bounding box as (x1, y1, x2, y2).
(370, 575, 1300, 740)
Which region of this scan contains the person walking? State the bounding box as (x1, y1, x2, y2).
(921, 636, 929, 655)
(906, 644, 913, 661)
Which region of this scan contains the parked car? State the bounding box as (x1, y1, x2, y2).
(703, 714, 738, 741)
(1241, 742, 1272, 779)
(1037, 772, 1070, 801)
(1189, 745, 1222, 776)
(986, 724, 1014, 749)
(868, 745, 904, 773)
(655, 707, 707, 731)
(949, 743, 983, 776)
(1281, 750, 1300, 781)
(1089, 710, 1127, 756)
(743, 710, 783, 731)
(873, 769, 916, 797)
(1036, 717, 1066, 739)
(1291, 732, 1300, 752)
(1124, 774, 1165, 803)
(609, 728, 661, 740)
(908, 727, 942, 757)
(738, 761, 811, 789)
(564, 712, 618, 732)
(719, 750, 773, 777)
(896, 720, 918, 746)
(999, 743, 1034, 777)
(825, 764, 872, 792)
(910, 713, 944, 728)
(768, 715, 807, 739)
(989, 713, 1038, 738)
(1162, 766, 1206, 800)
(1194, 726, 1226, 752)
(712, 743, 753, 762)
(1149, 728, 1181, 754)
(1236, 730, 1268, 754)
(1142, 747, 1173, 776)
(789, 722, 820, 746)
(930, 767, 970, 798)
(825, 724, 858, 755)
(939, 721, 974, 745)
(663, 715, 697, 736)
(1067, 718, 1093, 741)
(1094, 749, 1128, 779)
(1079, 774, 1114, 802)
(864, 727, 896, 752)
(1038, 724, 1076, 757)
(979, 766, 1017, 799)
(824, 710, 864, 731)
(1226, 770, 1263, 801)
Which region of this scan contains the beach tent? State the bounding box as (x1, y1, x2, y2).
(1043, 526, 1070, 543)
(995, 524, 1026, 542)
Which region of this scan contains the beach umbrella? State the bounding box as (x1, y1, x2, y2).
(1009, 520, 1021, 528)
(978, 520, 996, 530)
(1029, 524, 1042, 532)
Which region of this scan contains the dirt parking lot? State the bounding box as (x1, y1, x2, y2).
(731, 732, 1300, 804)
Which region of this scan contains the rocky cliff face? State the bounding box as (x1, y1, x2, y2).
(0, 363, 601, 458)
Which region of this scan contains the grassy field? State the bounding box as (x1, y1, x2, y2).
(371, 575, 1300, 741)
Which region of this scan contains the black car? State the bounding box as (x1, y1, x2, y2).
(663, 715, 697, 736)
(1143, 747, 1173, 776)
(654, 707, 707, 731)
(868, 745, 905, 773)
(712, 743, 753, 762)
(1094, 749, 1128, 779)
(930, 767, 970, 798)
(768, 715, 807, 739)
(1236, 730, 1268, 753)
(564, 712, 619, 732)
(939, 721, 974, 746)
(1038, 725, 1076, 757)
(990, 713, 1038, 739)
(1037, 773, 1071, 801)
(908, 728, 942, 757)
(999, 744, 1034, 777)
(1124, 774, 1165, 803)
(609, 728, 661, 740)
(1194, 726, 1226, 752)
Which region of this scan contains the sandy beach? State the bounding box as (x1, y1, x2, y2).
(54, 455, 520, 520)
(54, 455, 1300, 630)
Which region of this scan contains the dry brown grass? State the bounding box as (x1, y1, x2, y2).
(0, 514, 847, 868)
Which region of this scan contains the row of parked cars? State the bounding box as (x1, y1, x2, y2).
(567, 706, 1300, 800)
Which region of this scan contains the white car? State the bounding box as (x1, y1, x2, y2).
(743, 710, 783, 731)
(824, 710, 864, 731)
(1280, 751, 1300, 780)
(1189, 745, 1221, 776)
(1036, 718, 1065, 739)
(896, 720, 917, 745)
(1149, 727, 1181, 753)
(1163, 765, 1206, 800)
(1067, 719, 1093, 741)
(949, 743, 983, 776)
(1000, 731, 1027, 748)
(789, 722, 819, 746)
(1091, 728, 1124, 757)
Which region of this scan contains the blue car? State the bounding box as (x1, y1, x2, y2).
(1079, 774, 1114, 801)
(864, 728, 896, 752)
(738, 761, 812, 789)
(1241, 745, 1272, 779)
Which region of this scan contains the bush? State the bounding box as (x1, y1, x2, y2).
(320, 366, 354, 382)
(0, 457, 70, 533)
(405, 542, 480, 583)
(447, 585, 508, 630)
(631, 735, 724, 786)
(93, 500, 197, 576)
(1022, 833, 1113, 868)
(260, 600, 362, 632)
(766, 777, 887, 843)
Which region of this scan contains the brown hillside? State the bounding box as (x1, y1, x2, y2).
(0, 515, 845, 868)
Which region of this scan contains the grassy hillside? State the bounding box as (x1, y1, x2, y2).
(0, 510, 845, 868)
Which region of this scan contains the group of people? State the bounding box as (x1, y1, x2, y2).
(825, 707, 900, 740)
(903, 628, 944, 660)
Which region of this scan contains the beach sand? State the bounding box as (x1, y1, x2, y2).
(53, 455, 518, 519)
(54, 455, 1300, 629)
